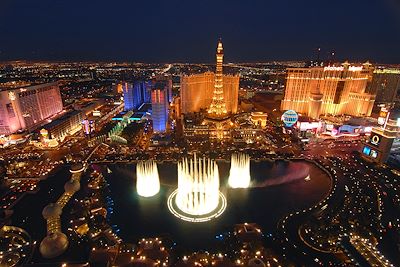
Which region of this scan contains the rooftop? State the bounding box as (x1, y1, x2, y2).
(0, 82, 58, 92)
(43, 110, 82, 130)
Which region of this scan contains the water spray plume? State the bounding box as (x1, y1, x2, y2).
(228, 153, 251, 188)
(136, 160, 160, 197)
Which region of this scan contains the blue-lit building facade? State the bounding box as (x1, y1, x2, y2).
(151, 82, 169, 133)
(123, 81, 151, 111)
(152, 75, 173, 104)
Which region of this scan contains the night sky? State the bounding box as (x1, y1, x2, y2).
(1, 0, 400, 63)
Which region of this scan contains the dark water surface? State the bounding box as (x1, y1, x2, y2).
(11, 167, 72, 240)
(104, 160, 331, 250)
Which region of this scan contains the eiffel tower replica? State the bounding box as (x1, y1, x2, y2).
(204, 38, 232, 139)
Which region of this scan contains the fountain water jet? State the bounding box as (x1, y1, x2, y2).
(228, 153, 251, 188)
(168, 154, 226, 222)
(136, 160, 160, 197)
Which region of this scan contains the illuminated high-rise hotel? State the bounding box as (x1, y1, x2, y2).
(208, 39, 227, 117)
(181, 72, 238, 114)
(281, 62, 376, 119)
(151, 82, 168, 133)
(0, 82, 63, 135)
(180, 39, 239, 139)
(123, 81, 151, 111)
(367, 68, 400, 104)
(180, 40, 239, 115)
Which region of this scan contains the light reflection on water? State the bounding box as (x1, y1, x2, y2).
(104, 160, 330, 250)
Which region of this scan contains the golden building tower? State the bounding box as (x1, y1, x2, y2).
(281, 62, 376, 119)
(208, 39, 227, 117)
(180, 72, 239, 114)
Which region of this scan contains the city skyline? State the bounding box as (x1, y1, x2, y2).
(1, 0, 400, 63)
(1, 3, 400, 266)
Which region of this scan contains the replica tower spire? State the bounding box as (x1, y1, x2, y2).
(208, 38, 227, 116)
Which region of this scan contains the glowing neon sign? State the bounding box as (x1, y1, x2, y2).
(349, 66, 363, 72)
(324, 66, 344, 71)
(370, 134, 381, 146)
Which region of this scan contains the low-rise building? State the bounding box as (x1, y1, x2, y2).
(42, 110, 83, 141)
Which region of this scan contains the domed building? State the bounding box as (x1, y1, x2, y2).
(70, 162, 84, 173)
(42, 203, 62, 219)
(64, 179, 80, 193)
(39, 232, 69, 259)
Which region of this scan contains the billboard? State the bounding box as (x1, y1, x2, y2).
(299, 121, 320, 131)
(377, 117, 386, 125)
(370, 150, 378, 158)
(362, 146, 371, 156)
(369, 133, 381, 147)
(326, 124, 334, 131)
(378, 107, 389, 126)
(379, 108, 388, 118)
(363, 146, 378, 159)
(82, 119, 95, 135)
(282, 110, 298, 127)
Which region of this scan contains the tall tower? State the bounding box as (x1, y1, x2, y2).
(151, 83, 168, 133)
(208, 39, 227, 117)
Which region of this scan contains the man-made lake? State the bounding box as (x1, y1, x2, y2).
(104, 160, 331, 250)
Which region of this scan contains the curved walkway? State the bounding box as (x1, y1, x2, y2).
(39, 163, 85, 258)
